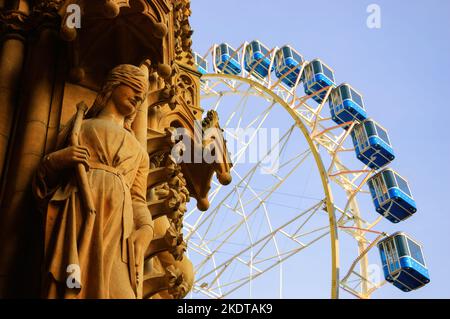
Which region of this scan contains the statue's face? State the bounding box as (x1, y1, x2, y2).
(110, 84, 143, 117)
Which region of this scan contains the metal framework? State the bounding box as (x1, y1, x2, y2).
(184, 43, 391, 299)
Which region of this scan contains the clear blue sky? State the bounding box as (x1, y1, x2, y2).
(189, 0, 450, 299)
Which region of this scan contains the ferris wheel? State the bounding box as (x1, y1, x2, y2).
(182, 41, 430, 299)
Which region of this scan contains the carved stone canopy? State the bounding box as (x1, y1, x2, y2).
(64, 0, 170, 90)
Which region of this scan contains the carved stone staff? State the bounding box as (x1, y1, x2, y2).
(70, 101, 96, 269)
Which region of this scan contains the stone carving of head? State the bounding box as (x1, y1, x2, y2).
(86, 64, 149, 131)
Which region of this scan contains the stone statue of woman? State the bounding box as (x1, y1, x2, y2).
(33, 64, 154, 299)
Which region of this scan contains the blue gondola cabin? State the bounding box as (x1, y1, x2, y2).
(329, 83, 367, 127)
(302, 59, 336, 104)
(378, 232, 430, 292)
(244, 40, 273, 79)
(194, 52, 208, 75)
(274, 45, 305, 88)
(368, 168, 417, 223)
(215, 43, 242, 75)
(351, 119, 395, 169)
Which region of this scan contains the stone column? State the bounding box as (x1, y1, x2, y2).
(0, 23, 59, 297)
(0, 4, 28, 189)
(0, 34, 26, 185)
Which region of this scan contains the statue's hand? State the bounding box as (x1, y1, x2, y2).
(45, 146, 90, 172)
(130, 225, 154, 268)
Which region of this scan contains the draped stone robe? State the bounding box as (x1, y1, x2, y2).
(34, 118, 153, 299)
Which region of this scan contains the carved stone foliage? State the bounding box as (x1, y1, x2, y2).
(34, 0, 65, 11)
(144, 126, 192, 298)
(0, 10, 29, 36)
(143, 262, 187, 299)
(0, 1, 63, 37)
(173, 0, 194, 66)
(147, 151, 189, 254)
(30, 0, 65, 29)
